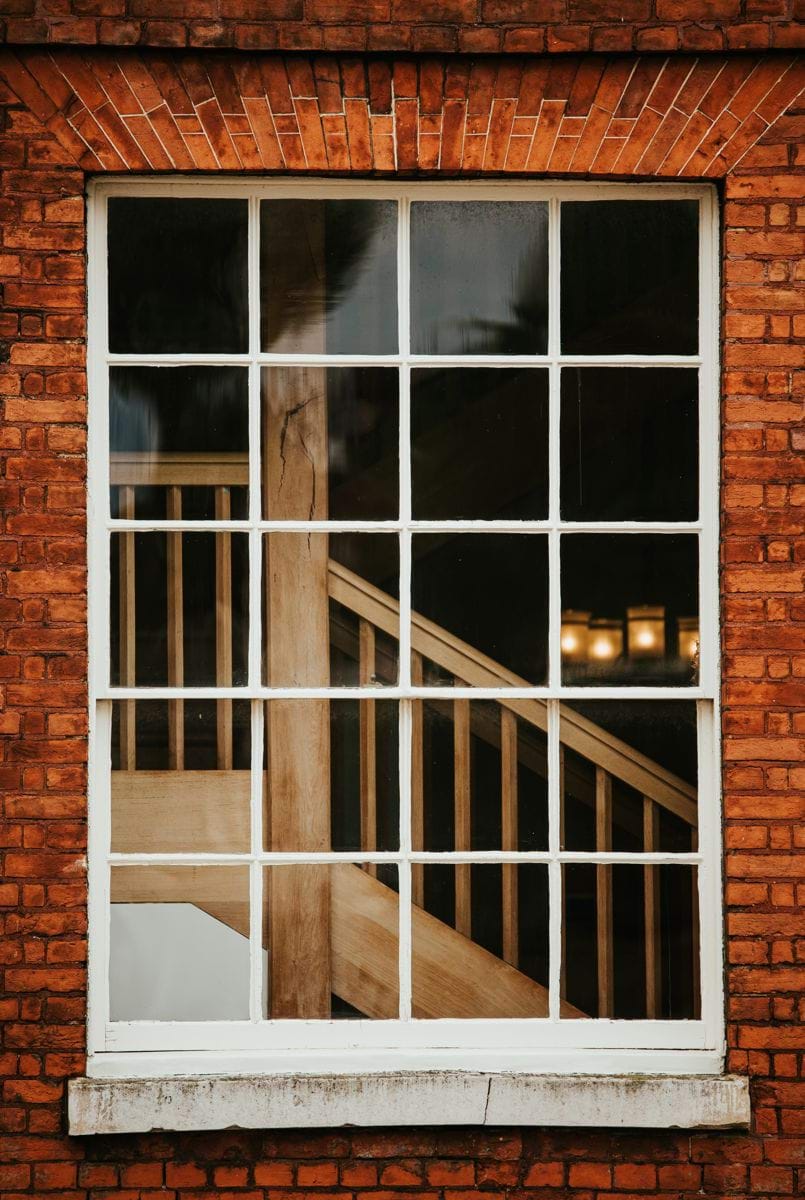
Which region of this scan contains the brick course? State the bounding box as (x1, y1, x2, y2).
(0, 34, 804, 1200)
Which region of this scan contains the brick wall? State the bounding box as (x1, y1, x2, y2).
(0, 42, 804, 1200)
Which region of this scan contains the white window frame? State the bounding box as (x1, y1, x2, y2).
(86, 177, 723, 1080)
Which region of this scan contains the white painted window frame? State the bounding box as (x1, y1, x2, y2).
(86, 178, 723, 1079)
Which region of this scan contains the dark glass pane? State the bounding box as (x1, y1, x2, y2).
(416, 700, 547, 851)
(110, 532, 249, 687)
(411, 202, 548, 355)
(412, 534, 548, 685)
(263, 533, 399, 686)
(561, 702, 698, 852)
(261, 200, 397, 354)
(560, 368, 698, 521)
(560, 534, 699, 685)
(262, 367, 398, 521)
(561, 201, 698, 354)
(414, 864, 549, 1017)
(412, 369, 548, 519)
(562, 864, 699, 1019)
(108, 198, 248, 353)
(110, 366, 248, 520)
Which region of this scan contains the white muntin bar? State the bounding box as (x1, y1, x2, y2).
(88, 179, 720, 1060)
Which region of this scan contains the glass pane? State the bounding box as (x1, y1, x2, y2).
(411, 534, 548, 685)
(263, 699, 399, 852)
(560, 534, 699, 685)
(562, 864, 700, 1019)
(560, 200, 698, 354)
(110, 532, 249, 687)
(560, 702, 698, 852)
(263, 864, 398, 1019)
(261, 199, 397, 354)
(262, 367, 398, 521)
(111, 699, 251, 853)
(110, 366, 248, 521)
(560, 368, 698, 521)
(263, 532, 399, 686)
(411, 201, 548, 355)
(108, 198, 248, 354)
(415, 699, 548, 852)
(411, 369, 548, 519)
(412, 864, 548, 1017)
(110, 865, 250, 1020)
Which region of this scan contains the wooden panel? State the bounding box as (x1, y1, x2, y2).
(263, 359, 331, 1018)
(166, 487, 184, 772)
(111, 771, 250, 854)
(596, 767, 614, 1019)
(215, 487, 233, 771)
(118, 485, 136, 771)
(359, 618, 376, 876)
(643, 797, 662, 1019)
(453, 697, 471, 938)
(501, 707, 518, 968)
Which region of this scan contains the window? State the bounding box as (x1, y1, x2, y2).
(88, 181, 721, 1073)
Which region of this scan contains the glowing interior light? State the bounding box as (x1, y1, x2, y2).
(627, 606, 665, 659)
(560, 611, 590, 663)
(677, 616, 700, 662)
(588, 618, 623, 663)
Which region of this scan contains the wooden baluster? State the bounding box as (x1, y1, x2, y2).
(501, 707, 518, 967)
(411, 652, 424, 907)
(166, 487, 184, 771)
(454, 696, 471, 938)
(215, 486, 233, 771)
(643, 797, 662, 1019)
(595, 767, 614, 1018)
(118, 486, 136, 770)
(359, 618, 377, 877)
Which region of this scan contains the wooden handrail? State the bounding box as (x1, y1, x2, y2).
(110, 450, 248, 487)
(328, 560, 697, 827)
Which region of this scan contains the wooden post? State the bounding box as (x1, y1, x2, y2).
(118, 486, 136, 770)
(166, 487, 184, 771)
(263, 362, 332, 1018)
(359, 618, 377, 877)
(501, 707, 518, 967)
(454, 696, 471, 938)
(595, 766, 614, 1018)
(411, 651, 424, 906)
(643, 797, 662, 1018)
(215, 486, 233, 770)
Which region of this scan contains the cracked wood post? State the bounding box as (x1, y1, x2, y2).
(263, 358, 332, 1017)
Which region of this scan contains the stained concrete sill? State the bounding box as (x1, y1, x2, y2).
(69, 1072, 750, 1135)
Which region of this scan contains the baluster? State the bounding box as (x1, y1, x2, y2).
(359, 618, 377, 877)
(595, 766, 614, 1017)
(643, 797, 662, 1018)
(166, 486, 184, 771)
(501, 707, 518, 967)
(118, 486, 136, 770)
(454, 695, 471, 938)
(411, 651, 424, 906)
(215, 486, 233, 770)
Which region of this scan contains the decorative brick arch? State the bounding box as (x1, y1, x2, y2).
(0, 49, 802, 177)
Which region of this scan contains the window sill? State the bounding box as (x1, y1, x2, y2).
(69, 1071, 749, 1135)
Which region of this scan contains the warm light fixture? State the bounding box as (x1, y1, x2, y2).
(677, 616, 699, 662)
(627, 606, 666, 659)
(588, 618, 623, 662)
(560, 610, 591, 663)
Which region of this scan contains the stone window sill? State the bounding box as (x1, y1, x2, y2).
(69, 1071, 750, 1135)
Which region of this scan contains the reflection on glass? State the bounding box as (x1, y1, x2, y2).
(110, 865, 250, 1020)
(411, 202, 549, 355)
(560, 535, 698, 685)
(562, 864, 699, 1019)
(261, 200, 397, 354)
(108, 198, 248, 354)
(411, 534, 548, 685)
(560, 201, 698, 354)
(263, 699, 399, 853)
(263, 533, 399, 686)
(111, 699, 251, 853)
(262, 367, 399, 521)
(110, 367, 248, 521)
(110, 532, 249, 687)
(263, 864, 398, 1019)
(411, 369, 548, 519)
(560, 369, 698, 521)
(415, 699, 548, 851)
(560, 701, 698, 852)
(413, 864, 548, 1017)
